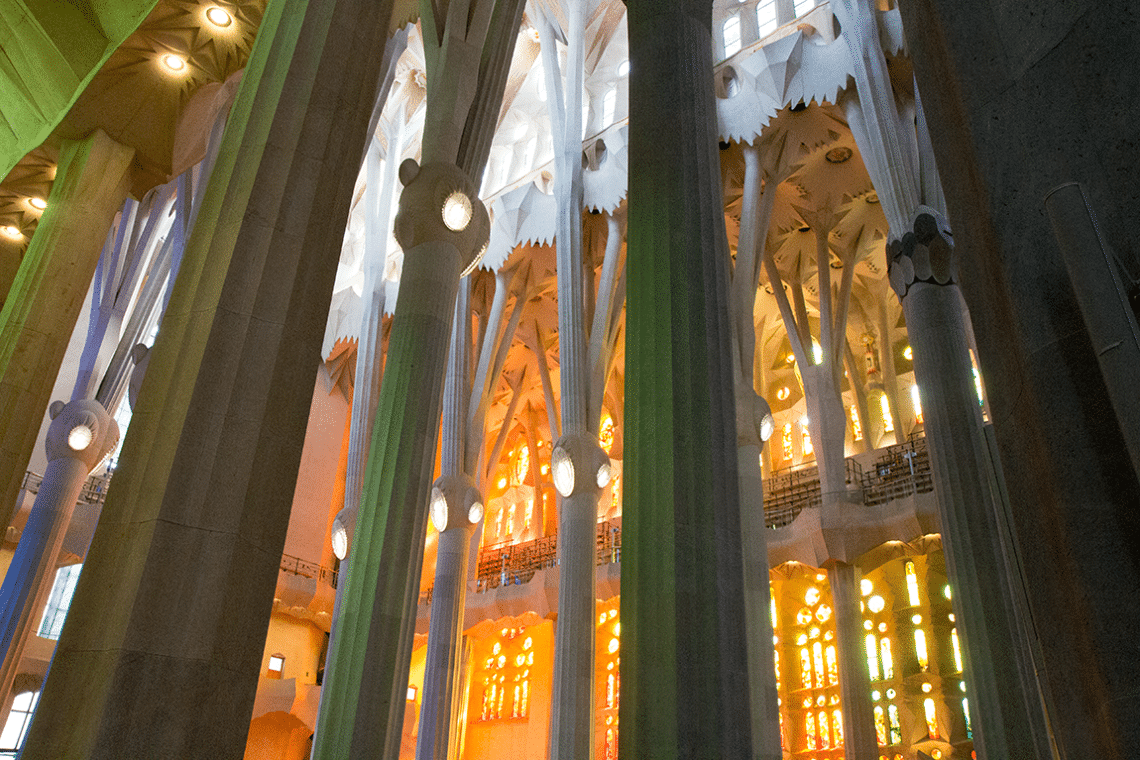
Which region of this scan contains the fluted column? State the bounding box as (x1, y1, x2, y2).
(827, 563, 878, 760)
(0, 400, 118, 705)
(0, 129, 133, 530)
(619, 0, 752, 756)
(312, 161, 489, 759)
(417, 476, 483, 760)
(20, 0, 396, 754)
(888, 211, 1050, 759)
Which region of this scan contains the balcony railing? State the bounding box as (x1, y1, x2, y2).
(279, 553, 339, 589)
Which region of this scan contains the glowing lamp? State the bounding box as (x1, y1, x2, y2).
(442, 191, 473, 231)
(868, 595, 886, 613)
(28, 197, 46, 210)
(330, 507, 355, 560)
(68, 424, 94, 451)
(205, 6, 232, 26)
(468, 500, 484, 525)
(1, 226, 21, 239)
(551, 446, 575, 497)
(162, 54, 187, 72)
(430, 486, 449, 532)
(596, 460, 612, 489)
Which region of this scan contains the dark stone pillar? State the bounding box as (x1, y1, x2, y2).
(21, 0, 396, 755)
(619, 0, 752, 756)
(897, 0, 1140, 755)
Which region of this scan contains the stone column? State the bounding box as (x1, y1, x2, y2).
(549, 433, 610, 760)
(619, 0, 752, 756)
(20, 0, 397, 755)
(887, 211, 1050, 759)
(311, 161, 489, 760)
(0, 129, 133, 529)
(417, 476, 482, 760)
(0, 400, 118, 705)
(826, 563, 878, 760)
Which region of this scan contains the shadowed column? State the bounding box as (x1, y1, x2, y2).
(620, 0, 752, 756)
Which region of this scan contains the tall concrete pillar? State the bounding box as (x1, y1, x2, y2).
(619, 0, 752, 756)
(827, 563, 878, 760)
(0, 129, 133, 529)
(0, 400, 118, 705)
(20, 0, 398, 755)
(888, 210, 1050, 759)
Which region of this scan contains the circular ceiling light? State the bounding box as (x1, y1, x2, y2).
(68, 424, 94, 451)
(28, 197, 46, 210)
(205, 6, 233, 27)
(331, 521, 348, 561)
(776, 386, 791, 401)
(1, 226, 21, 239)
(162, 54, 187, 72)
(441, 191, 473, 232)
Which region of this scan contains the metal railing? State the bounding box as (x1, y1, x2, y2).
(20, 469, 114, 507)
(279, 554, 339, 589)
(762, 435, 933, 527)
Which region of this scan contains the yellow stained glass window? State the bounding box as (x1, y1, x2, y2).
(831, 709, 843, 747)
(521, 679, 529, 717)
(850, 404, 862, 441)
(879, 637, 893, 679)
(914, 629, 929, 671)
(806, 711, 818, 750)
(800, 647, 812, 689)
(951, 628, 963, 672)
(825, 645, 838, 685)
(819, 710, 830, 748)
(865, 633, 880, 680)
(887, 703, 901, 745)
(813, 642, 824, 688)
(880, 394, 894, 432)
(599, 415, 615, 454)
(905, 561, 921, 607)
(873, 705, 887, 746)
(924, 697, 939, 738)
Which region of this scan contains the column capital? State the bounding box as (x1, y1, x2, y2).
(44, 399, 118, 471)
(429, 473, 484, 533)
(887, 207, 956, 299)
(550, 432, 611, 499)
(393, 160, 489, 276)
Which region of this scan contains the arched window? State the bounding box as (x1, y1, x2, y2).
(793, 0, 816, 17)
(0, 691, 39, 758)
(722, 16, 742, 57)
(38, 564, 82, 640)
(757, 0, 778, 36)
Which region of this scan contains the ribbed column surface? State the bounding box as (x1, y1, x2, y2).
(619, 1, 752, 757)
(0, 130, 133, 530)
(20, 0, 394, 755)
(827, 563, 879, 760)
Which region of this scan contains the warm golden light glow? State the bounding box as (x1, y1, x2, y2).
(205, 6, 233, 26)
(28, 197, 46, 210)
(1, 225, 21, 239)
(161, 54, 187, 72)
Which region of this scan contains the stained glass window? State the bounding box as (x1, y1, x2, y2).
(850, 404, 863, 441)
(831, 709, 843, 747)
(801, 418, 814, 456)
(819, 710, 830, 748)
(880, 394, 894, 432)
(873, 705, 887, 746)
(805, 711, 817, 751)
(607, 674, 615, 708)
(521, 680, 529, 717)
(911, 385, 924, 424)
(879, 637, 894, 679)
(905, 561, 921, 607)
(887, 704, 901, 745)
(512, 685, 521, 717)
(813, 642, 825, 688)
(951, 628, 963, 672)
(800, 648, 812, 689)
(924, 697, 939, 738)
(914, 630, 929, 671)
(962, 697, 972, 739)
(825, 645, 838, 685)
(782, 423, 794, 463)
(866, 633, 880, 680)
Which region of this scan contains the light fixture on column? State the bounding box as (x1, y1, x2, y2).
(162, 54, 187, 73)
(27, 197, 46, 211)
(430, 486, 449, 532)
(1, 225, 21, 239)
(759, 396, 775, 443)
(551, 432, 611, 497)
(441, 191, 473, 231)
(331, 507, 355, 561)
(205, 6, 233, 27)
(67, 424, 94, 451)
(468, 500, 484, 524)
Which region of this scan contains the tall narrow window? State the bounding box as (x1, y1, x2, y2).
(879, 637, 894, 679)
(873, 705, 887, 746)
(905, 560, 921, 606)
(951, 628, 963, 672)
(805, 711, 818, 750)
(0, 691, 39, 758)
(831, 709, 843, 747)
(812, 641, 824, 688)
(37, 564, 82, 640)
(602, 88, 617, 128)
(825, 644, 838, 685)
(914, 629, 929, 671)
(801, 417, 814, 456)
(512, 684, 521, 718)
(521, 679, 529, 717)
(865, 632, 880, 679)
(923, 697, 939, 738)
(723, 15, 742, 57)
(757, 0, 778, 36)
(911, 384, 924, 424)
(800, 647, 812, 689)
(888, 703, 902, 744)
(880, 393, 895, 432)
(818, 709, 830, 748)
(793, 0, 817, 16)
(850, 404, 863, 441)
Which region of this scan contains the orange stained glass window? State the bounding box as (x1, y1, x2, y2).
(905, 561, 921, 606)
(774, 649, 781, 691)
(850, 404, 863, 440)
(879, 637, 894, 679)
(924, 697, 939, 738)
(865, 633, 880, 680)
(782, 423, 794, 462)
(825, 644, 838, 685)
(813, 642, 824, 688)
(599, 415, 615, 454)
(806, 711, 818, 751)
(831, 709, 843, 747)
(607, 674, 615, 708)
(605, 728, 617, 760)
(521, 680, 529, 717)
(496, 683, 504, 718)
(512, 685, 521, 718)
(873, 705, 887, 746)
(819, 710, 830, 748)
(951, 628, 963, 672)
(800, 647, 812, 689)
(914, 629, 929, 671)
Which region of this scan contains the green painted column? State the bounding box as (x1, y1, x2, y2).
(19, 0, 396, 755)
(619, 0, 753, 757)
(0, 129, 134, 530)
(0, 0, 158, 180)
